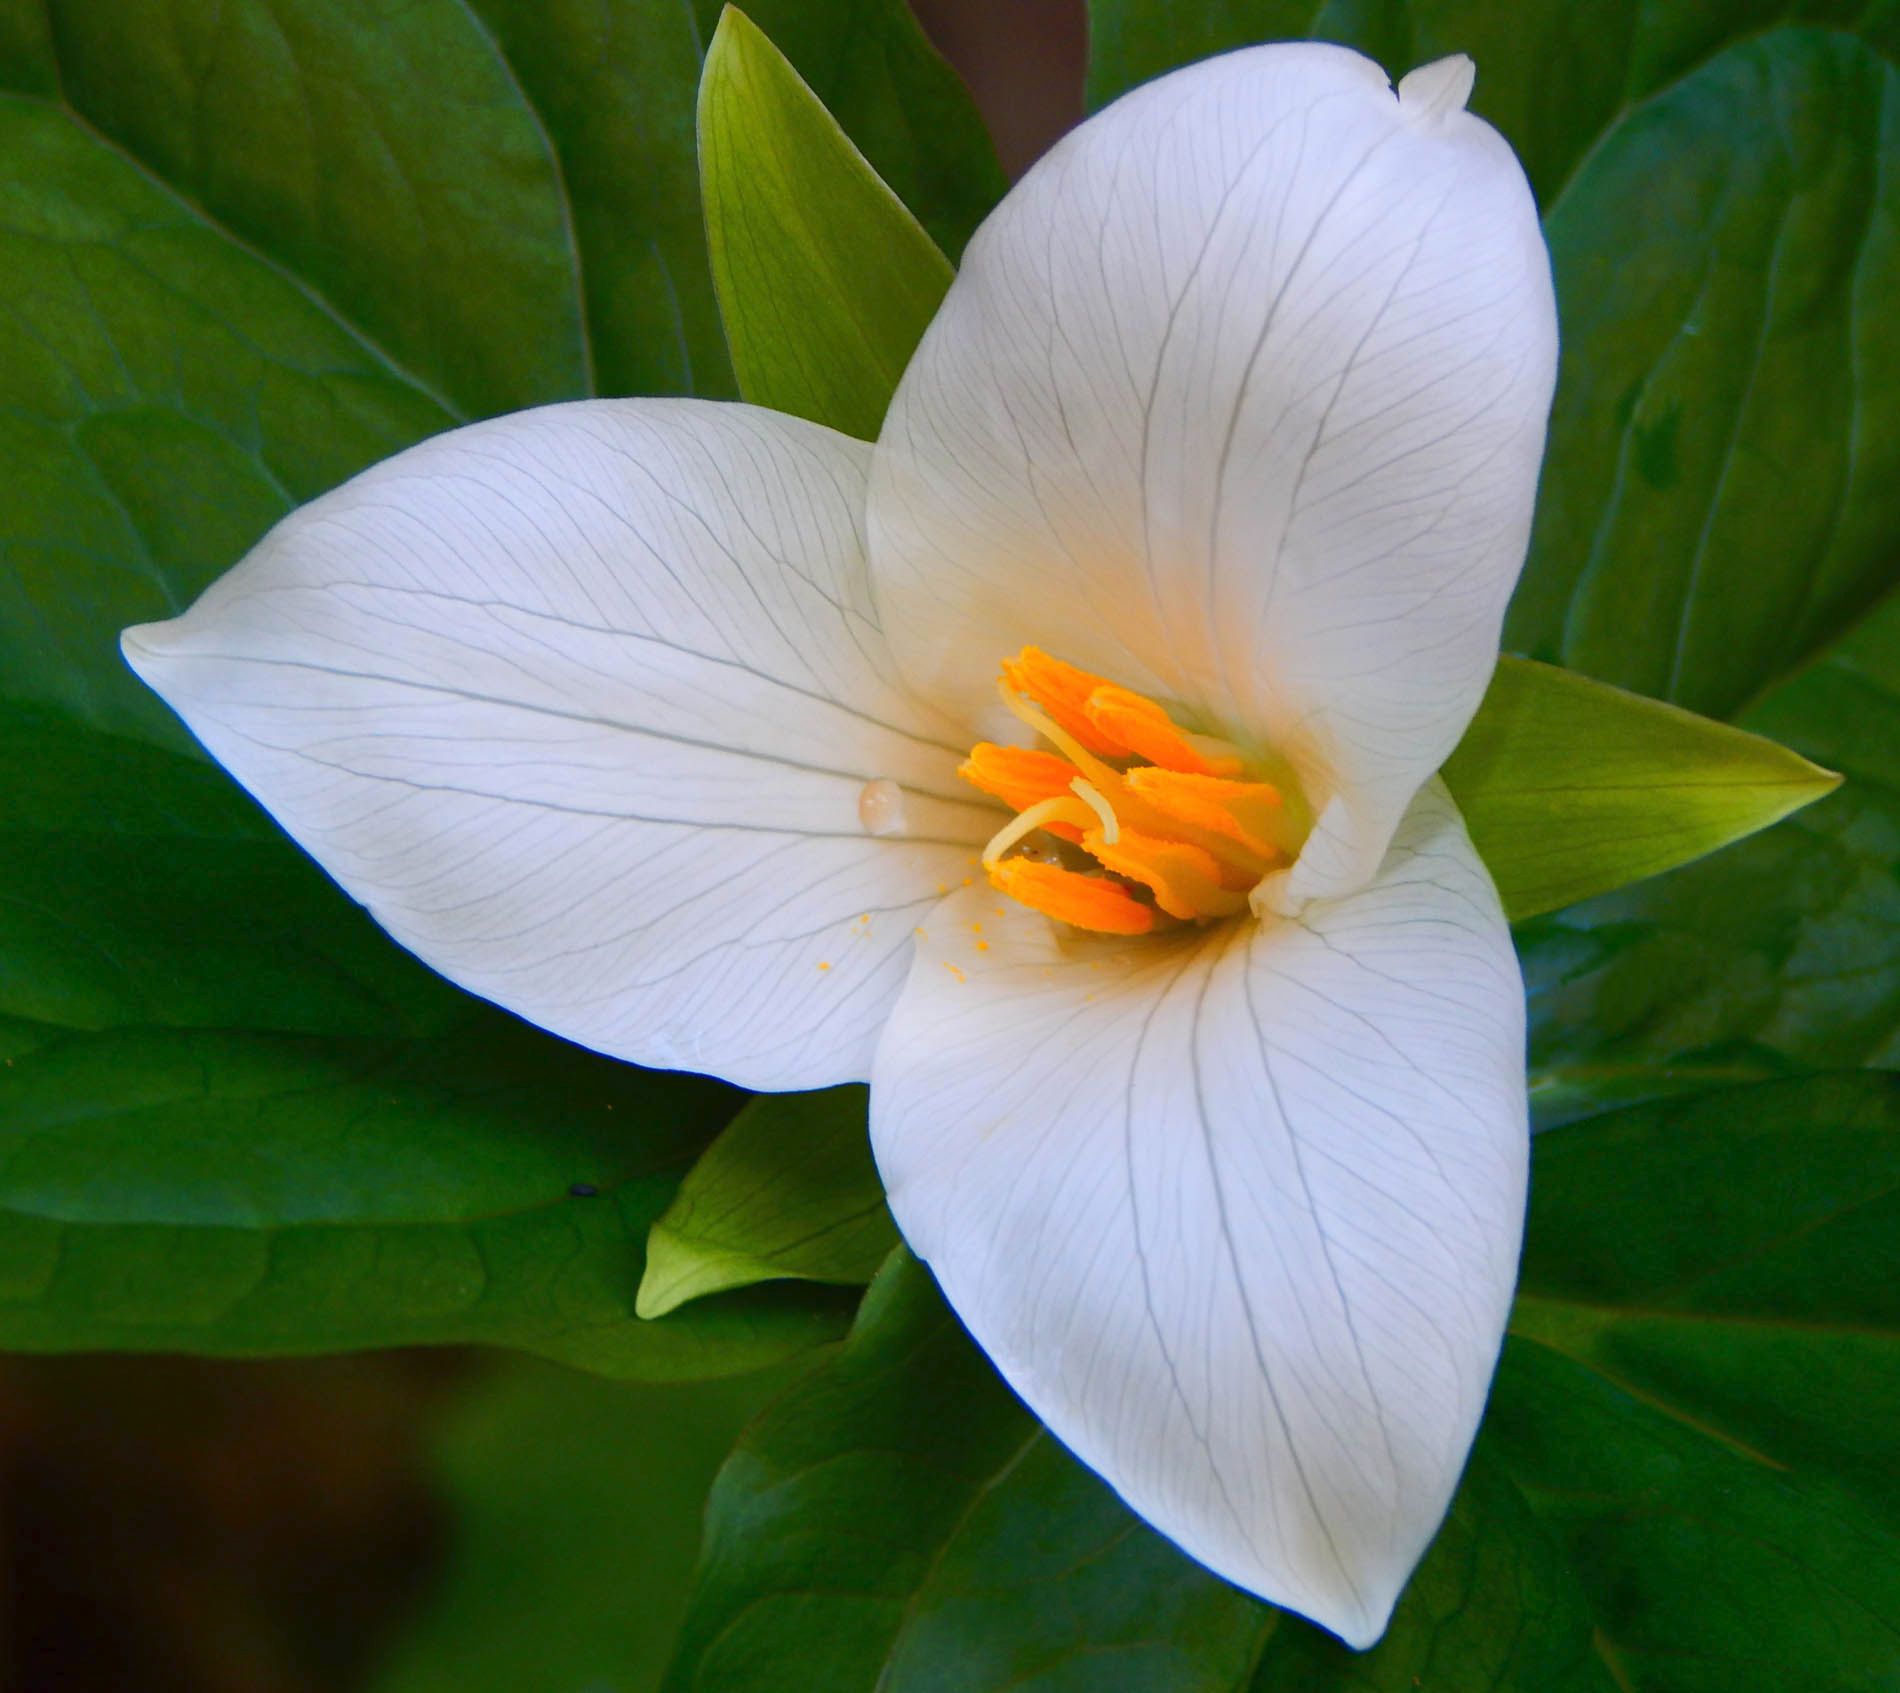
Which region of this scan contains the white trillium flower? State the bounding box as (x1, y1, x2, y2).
(124, 42, 1556, 1647)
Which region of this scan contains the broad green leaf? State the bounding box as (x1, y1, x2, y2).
(1246, 1455, 1613, 1692)
(637, 1085, 896, 1318)
(0, 1018, 847, 1378)
(1510, 1072, 1900, 1518)
(699, 5, 954, 439)
(697, 0, 1006, 261)
(666, 1252, 1615, 1693)
(1525, 591, 1900, 1116)
(0, 707, 460, 1038)
(1443, 657, 1838, 920)
(369, 1357, 800, 1693)
(1086, 14, 1900, 719)
(0, 95, 453, 749)
(462, 0, 733, 399)
(33, 0, 589, 420)
(1511, 29, 1900, 717)
(1492, 1338, 1900, 1693)
(1496, 1073, 1900, 1683)
(665, 1250, 1271, 1692)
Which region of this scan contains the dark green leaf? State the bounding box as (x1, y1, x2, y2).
(666, 1250, 1270, 1693)
(33, 0, 587, 418)
(0, 706, 461, 1037)
(1247, 1455, 1613, 1692)
(1495, 1071, 1900, 1687)
(1510, 29, 1900, 716)
(699, 5, 953, 439)
(1085, 2, 1900, 210)
(638, 1085, 896, 1318)
(1443, 657, 1838, 921)
(0, 95, 452, 748)
(369, 1357, 801, 1693)
(1511, 1072, 1900, 1518)
(1491, 1338, 1900, 1693)
(698, 0, 1005, 261)
(0, 1017, 846, 1377)
(462, 0, 734, 399)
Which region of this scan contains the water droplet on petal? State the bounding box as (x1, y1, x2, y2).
(858, 777, 907, 837)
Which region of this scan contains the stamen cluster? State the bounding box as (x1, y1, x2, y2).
(962, 649, 1291, 934)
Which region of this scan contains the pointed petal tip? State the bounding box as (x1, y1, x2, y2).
(1397, 53, 1476, 122)
(120, 618, 176, 680)
(1325, 1598, 1393, 1655)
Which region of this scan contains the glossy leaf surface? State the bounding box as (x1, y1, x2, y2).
(0, 1017, 846, 1376)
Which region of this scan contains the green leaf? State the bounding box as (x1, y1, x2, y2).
(460, 0, 734, 399)
(638, 1085, 896, 1318)
(1510, 1072, 1900, 1517)
(0, 94, 453, 749)
(0, 1018, 847, 1378)
(1246, 1455, 1614, 1693)
(1509, 29, 1900, 717)
(667, 1252, 1617, 1692)
(0, 707, 461, 1038)
(666, 1250, 1271, 1692)
(1525, 590, 1900, 1116)
(369, 1357, 800, 1693)
(699, 5, 954, 440)
(1492, 1338, 1900, 1692)
(1442, 657, 1839, 921)
(31, 0, 590, 421)
(697, 0, 1006, 262)
(1085, 3, 1900, 211)
(1496, 1071, 1900, 1684)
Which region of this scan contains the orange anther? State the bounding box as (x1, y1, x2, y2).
(959, 744, 1085, 843)
(1000, 648, 1128, 758)
(1084, 828, 1250, 921)
(1083, 684, 1222, 776)
(987, 859, 1156, 935)
(1124, 768, 1284, 869)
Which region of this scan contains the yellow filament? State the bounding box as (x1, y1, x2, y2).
(1069, 778, 1119, 843)
(981, 795, 1093, 869)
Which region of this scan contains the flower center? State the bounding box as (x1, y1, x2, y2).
(960, 647, 1298, 936)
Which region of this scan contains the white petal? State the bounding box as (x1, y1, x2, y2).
(867, 43, 1557, 907)
(871, 781, 1526, 1645)
(124, 400, 994, 1089)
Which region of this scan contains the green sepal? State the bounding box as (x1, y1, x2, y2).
(698, 5, 953, 440)
(1446, 656, 1839, 920)
(638, 1085, 897, 1318)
